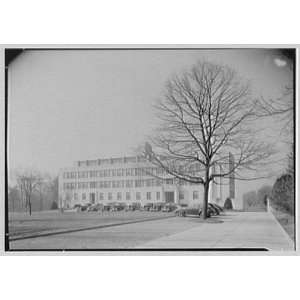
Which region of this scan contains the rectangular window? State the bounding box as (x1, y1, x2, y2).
(156, 192, 160, 200)
(135, 180, 141, 188)
(193, 191, 199, 200)
(82, 193, 86, 200)
(99, 193, 104, 201)
(126, 192, 130, 200)
(90, 182, 96, 188)
(117, 192, 122, 200)
(136, 192, 141, 201)
(126, 180, 133, 188)
(74, 193, 78, 200)
(179, 191, 184, 200)
(108, 193, 112, 201)
(146, 192, 151, 200)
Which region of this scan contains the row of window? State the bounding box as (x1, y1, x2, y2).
(63, 167, 167, 179)
(77, 157, 144, 167)
(72, 191, 161, 201)
(63, 179, 177, 190)
(70, 190, 200, 202)
(63, 178, 201, 190)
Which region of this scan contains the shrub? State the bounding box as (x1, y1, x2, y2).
(257, 185, 272, 203)
(224, 197, 233, 210)
(51, 201, 58, 210)
(271, 174, 294, 214)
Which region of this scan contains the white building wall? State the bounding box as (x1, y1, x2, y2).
(58, 157, 226, 209)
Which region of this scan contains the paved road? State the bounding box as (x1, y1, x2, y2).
(137, 211, 295, 251)
(9, 211, 295, 251)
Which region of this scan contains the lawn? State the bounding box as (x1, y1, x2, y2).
(271, 207, 295, 242)
(8, 209, 173, 239)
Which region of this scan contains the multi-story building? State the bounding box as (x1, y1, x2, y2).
(58, 156, 225, 208)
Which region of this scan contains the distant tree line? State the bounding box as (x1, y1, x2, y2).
(8, 170, 58, 215)
(243, 165, 294, 215)
(243, 185, 272, 211)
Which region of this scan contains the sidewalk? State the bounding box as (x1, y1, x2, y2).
(136, 211, 295, 251)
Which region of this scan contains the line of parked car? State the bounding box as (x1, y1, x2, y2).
(72, 201, 223, 218)
(174, 203, 223, 218)
(73, 202, 180, 213)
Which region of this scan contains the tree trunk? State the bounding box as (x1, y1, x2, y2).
(29, 201, 32, 216)
(40, 193, 43, 211)
(202, 167, 210, 219)
(202, 181, 209, 219)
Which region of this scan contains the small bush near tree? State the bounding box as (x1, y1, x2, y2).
(271, 174, 294, 214)
(51, 201, 58, 210)
(224, 198, 233, 210)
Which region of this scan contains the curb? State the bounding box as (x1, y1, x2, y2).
(268, 210, 295, 250)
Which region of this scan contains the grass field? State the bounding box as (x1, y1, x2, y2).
(8, 209, 173, 239)
(271, 207, 295, 242)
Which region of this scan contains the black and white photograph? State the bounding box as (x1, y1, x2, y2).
(4, 47, 296, 252)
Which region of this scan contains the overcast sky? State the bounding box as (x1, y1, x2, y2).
(8, 48, 293, 196)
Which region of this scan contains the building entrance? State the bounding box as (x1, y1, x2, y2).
(89, 193, 95, 204)
(165, 191, 175, 203)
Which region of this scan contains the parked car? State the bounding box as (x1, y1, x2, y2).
(175, 205, 212, 218)
(209, 203, 223, 214)
(78, 203, 92, 211)
(125, 202, 142, 211)
(87, 203, 103, 212)
(208, 203, 220, 215)
(103, 204, 112, 211)
(213, 203, 223, 212)
(149, 202, 165, 212)
(162, 203, 178, 212)
(144, 203, 154, 211)
(117, 202, 127, 211)
(104, 202, 126, 211)
(73, 204, 82, 212)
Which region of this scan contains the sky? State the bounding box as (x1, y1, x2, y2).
(7, 48, 294, 198)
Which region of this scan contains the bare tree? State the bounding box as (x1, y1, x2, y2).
(15, 169, 42, 215)
(257, 53, 294, 178)
(257, 86, 293, 137)
(142, 61, 274, 219)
